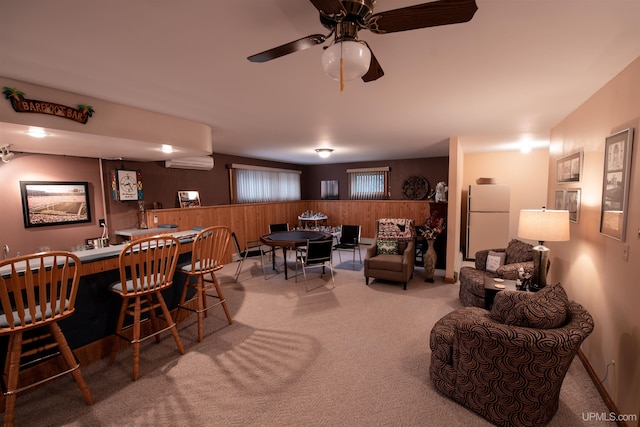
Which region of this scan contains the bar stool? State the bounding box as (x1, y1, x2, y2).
(109, 236, 185, 381)
(176, 226, 232, 343)
(0, 252, 93, 427)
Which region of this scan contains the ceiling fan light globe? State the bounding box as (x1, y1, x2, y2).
(321, 41, 371, 81)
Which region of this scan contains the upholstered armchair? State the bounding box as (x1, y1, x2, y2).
(459, 239, 535, 307)
(430, 284, 594, 427)
(364, 218, 415, 290)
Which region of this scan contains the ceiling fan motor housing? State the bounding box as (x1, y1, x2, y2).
(320, 0, 375, 30)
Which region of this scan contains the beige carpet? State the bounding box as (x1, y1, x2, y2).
(9, 249, 610, 426)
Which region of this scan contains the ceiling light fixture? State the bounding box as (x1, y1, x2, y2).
(321, 41, 371, 82)
(25, 128, 49, 138)
(315, 148, 334, 159)
(1, 145, 15, 163)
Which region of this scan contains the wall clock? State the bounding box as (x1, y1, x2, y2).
(402, 175, 430, 200)
(112, 169, 143, 201)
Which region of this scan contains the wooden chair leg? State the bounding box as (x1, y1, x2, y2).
(49, 323, 93, 405)
(155, 290, 185, 355)
(146, 294, 162, 344)
(3, 333, 23, 427)
(132, 296, 141, 381)
(213, 278, 233, 325)
(110, 298, 129, 366)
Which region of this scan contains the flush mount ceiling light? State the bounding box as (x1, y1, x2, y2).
(315, 148, 334, 159)
(1, 145, 15, 163)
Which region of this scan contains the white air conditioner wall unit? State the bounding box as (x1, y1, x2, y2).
(165, 156, 214, 170)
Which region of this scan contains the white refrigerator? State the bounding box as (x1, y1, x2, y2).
(466, 184, 510, 259)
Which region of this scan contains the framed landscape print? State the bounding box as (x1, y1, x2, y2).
(556, 151, 583, 183)
(600, 128, 634, 240)
(20, 181, 91, 228)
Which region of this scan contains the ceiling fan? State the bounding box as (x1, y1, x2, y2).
(247, 0, 478, 84)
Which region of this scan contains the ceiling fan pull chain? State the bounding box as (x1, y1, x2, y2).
(340, 57, 344, 92)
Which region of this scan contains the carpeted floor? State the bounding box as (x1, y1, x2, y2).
(8, 249, 611, 426)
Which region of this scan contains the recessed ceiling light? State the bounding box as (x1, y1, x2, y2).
(25, 128, 49, 138)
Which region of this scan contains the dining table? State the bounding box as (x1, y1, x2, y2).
(259, 230, 332, 279)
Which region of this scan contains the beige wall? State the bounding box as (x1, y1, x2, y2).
(549, 56, 640, 421)
(461, 149, 549, 250)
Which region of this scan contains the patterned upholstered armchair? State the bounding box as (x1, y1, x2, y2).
(364, 218, 415, 290)
(430, 284, 594, 427)
(459, 239, 535, 307)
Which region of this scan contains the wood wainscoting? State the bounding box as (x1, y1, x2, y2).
(145, 200, 433, 261)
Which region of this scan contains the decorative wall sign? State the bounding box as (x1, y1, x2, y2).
(600, 128, 634, 240)
(3, 87, 94, 124)
(20, 181, 91, 228)
(111, 169, 143, 201)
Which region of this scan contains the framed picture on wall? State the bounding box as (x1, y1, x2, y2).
(556, 151, 583, 183)
(565, 189, 581, 223)
(178, 191, 201, 208)
(20, 181, 92, 228)
(321, 180, 339, 200)
(554, 190, 565, 209)
(600, 128, 634, 240)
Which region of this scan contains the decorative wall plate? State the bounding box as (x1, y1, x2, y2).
(402, 175, 430, 200)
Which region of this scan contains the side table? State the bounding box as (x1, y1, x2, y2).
(483, 276, 519, 310)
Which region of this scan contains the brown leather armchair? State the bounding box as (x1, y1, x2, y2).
(364, 218, 415, 290)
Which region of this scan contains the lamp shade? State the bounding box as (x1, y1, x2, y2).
(321, 41, 371, 81)
(517, 209, 570, 243)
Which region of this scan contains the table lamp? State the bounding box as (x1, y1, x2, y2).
(517, 209, 570, 291)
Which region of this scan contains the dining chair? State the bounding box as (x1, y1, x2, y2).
(109, 236, 185, 381)
(267, 222, 290, 263)
(231, 231, 266, 282)
(295, 239, 335, 292)
(0, 252, 93, 426)
(333, 224, 362, 267)
(176, 226, 233, 343)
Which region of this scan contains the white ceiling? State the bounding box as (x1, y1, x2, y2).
(1, 0, 640, 164)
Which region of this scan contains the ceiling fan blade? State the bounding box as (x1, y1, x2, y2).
(247, 34, 327, 63)
(362, 43, 384, 82)
(367, 0, 478, 34)
(308, 0, 347, 17)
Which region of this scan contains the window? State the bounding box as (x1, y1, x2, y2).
(347, 167, 389, 200)
(230, 164, 301, 203)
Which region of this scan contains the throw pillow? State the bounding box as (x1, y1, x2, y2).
(503, 282, 569, 329)
(504, 239, 534, 264)
(485, 250, 506, 272)
(377, 240, 398, 255)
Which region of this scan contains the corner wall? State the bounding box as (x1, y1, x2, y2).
(549, 55, 640, 421)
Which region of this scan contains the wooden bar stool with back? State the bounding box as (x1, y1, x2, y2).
(0, 251, 93, 427)
(176, 226, 233, 343)
(109, 235, 185, 381)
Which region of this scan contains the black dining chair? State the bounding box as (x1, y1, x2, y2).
(295, 239, 335, 292)
(231, 231, 266, 282)
(267, 223, 290, 264)
(333, 224, 362, 267)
